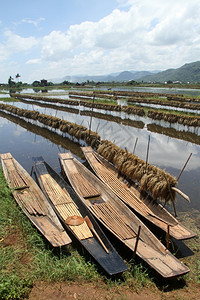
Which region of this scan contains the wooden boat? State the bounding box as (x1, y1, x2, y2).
(33, 157, 128, 276)
(82, 146, 196, 241)
(0, 153, 71, 247)
(59, 152, 190, 278)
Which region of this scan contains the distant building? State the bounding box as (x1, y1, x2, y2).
(173, 81, 182, 84)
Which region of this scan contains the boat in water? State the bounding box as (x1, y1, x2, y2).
(33, 157, 128, 275)
(81, 146, 196, 241)
(1, 153, 71, 247)
(59, 151, 190, 278)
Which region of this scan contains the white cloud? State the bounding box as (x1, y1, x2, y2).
(4, 30, 38, 52)
(1, 0, 200, 81)
(21, 17, 45, 27)
(33, 0, 200, 76)
(40, 30, 73, 61)
(0, 30, 38, 63)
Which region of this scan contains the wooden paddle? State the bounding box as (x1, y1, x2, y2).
(84, 216, 109, 253)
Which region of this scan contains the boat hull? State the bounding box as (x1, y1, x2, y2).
(82, 146, 196, 241)
(59, 152, 190, 278)
(1, 153, 71, 247)
(33, 158, 128, 276)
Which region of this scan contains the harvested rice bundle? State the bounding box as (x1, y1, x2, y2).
(50, 116, 61, 129)
(72, 124, 87, 139)
(151, 178, 167, 199)
(140, 173, 150, 191)
(59, 123, 69, 132)
(74, 128, 83, 139)
(59, 120, 70, 130)
(120, 159, 135, 175)
(97, 141, 111, 155)
(102, 145, 116, 161)
(133, 163, 146, 182)
(89, 134, 100, 148)
(97, 140, 178, 203)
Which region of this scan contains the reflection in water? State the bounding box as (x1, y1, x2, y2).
(0, 111, 84, 159)
(147, 123, 200, 145)
(80, 110, 145, 129)
(18, 97, 79, 115)
(134, 102, 200, 114)
(0, 93, 10, 98)
(16, 98, 144, 129)
(1, 99, 200, 171)
(104, 86, 200, 96)
(19, 87, 200, 96)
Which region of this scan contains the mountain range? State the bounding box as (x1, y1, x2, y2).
(50, 70, 158, 83)
(139, 61, 200, 83)
(50, 61, 200, 84)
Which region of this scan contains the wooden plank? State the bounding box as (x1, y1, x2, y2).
(40, 172, 93, 240)
(83, 148, 151, 217)
(71, 173, 100, 198)
(91, 202, 135, 240)
(1, 153, 72, 247)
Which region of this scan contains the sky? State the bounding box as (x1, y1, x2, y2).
(1, 0, 200, 83)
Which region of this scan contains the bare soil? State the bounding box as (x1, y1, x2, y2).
(28, 281, 200, 300)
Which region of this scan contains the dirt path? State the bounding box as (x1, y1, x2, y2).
(28, 281, 200, 300)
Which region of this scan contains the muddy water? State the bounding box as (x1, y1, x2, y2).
(0, 97, 200, 216)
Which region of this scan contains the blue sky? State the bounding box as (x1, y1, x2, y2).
(1, 0, 200, 83)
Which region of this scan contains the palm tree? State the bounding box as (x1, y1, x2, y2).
(8, 76, 14, 87)
(15, 73, 21, 82)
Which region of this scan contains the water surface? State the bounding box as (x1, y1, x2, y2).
(1, 98, 200, 215)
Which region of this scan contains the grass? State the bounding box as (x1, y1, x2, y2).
(0, 167, 153, 299)
(177, 211, 200, 284)
(0, 167, 101, 299)
(0, 97, 18, 102)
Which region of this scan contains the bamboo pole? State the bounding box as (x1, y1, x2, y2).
(133, 137, 138, 155)
(96, 122, 100, 134)
(145, 135, 150, 173)
(164, 173, 177, 217)
(30, 165, 34, 177)
(88, 93, 95, 137)
(133, 225, 141, 260)
(166, 225, 170, 249)
(177, 153, 192, 181)
(85, 216, 109, 253)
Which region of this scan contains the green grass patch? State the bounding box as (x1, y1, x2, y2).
(0, 168, 101, 299)
(0, 97, 18, 103)
(0, 167, 154, 299)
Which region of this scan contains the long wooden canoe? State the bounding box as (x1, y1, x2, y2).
(59, 152, 190, 278)
(1, 153, 71, 247)
(81, 146, 196, 241)
(33, 157, 128, 275)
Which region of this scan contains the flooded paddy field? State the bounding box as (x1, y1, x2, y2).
(1, 89, 200, 216)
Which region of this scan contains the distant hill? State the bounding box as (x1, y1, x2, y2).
(49, 62, 200, 84)
(138, 61, 200, 83)
(55, 70, 157, 83)
(114, 71, 155, 82)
